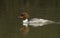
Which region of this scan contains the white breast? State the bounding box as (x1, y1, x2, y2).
(23, 19, 28, 27)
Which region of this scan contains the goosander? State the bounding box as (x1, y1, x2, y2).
(18, 11, 60, 37)
(18, 12, 60, 27)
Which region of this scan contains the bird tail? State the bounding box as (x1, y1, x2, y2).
(53, 22, 60, 24)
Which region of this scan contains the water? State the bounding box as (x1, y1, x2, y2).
(0, 0, 60, 38)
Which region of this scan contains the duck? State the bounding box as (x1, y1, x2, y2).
(18, 11, 60, 37)
(18, 12, 60, 38)
(18, 11, 59, 27)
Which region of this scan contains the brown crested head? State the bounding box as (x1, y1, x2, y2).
(20, 12, 29, 19)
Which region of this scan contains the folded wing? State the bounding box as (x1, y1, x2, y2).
(29, 18, 55, 27)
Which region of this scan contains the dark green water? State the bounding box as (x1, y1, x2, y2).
(0, 0, 60, 38)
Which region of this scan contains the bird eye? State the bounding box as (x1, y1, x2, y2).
(21, 14, 24, 16)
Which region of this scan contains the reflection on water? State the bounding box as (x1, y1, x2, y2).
(21, 27, 29, 38)
(20, 24, 59, 38)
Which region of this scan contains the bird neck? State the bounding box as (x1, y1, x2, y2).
(23, 19, 28, 21)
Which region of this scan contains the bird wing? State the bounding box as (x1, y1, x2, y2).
(29, 18, 55, 27)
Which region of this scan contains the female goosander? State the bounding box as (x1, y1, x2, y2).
(18, 12, 59, 27)
(18, 11, 60, 37)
